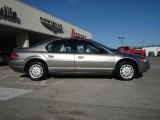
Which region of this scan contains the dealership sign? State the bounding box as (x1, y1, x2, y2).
(71, 28, 86, 39)
(40, 17, 63, 33)
(0, 5, 17, 19)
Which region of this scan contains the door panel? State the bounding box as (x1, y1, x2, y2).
(43, 40, 74, 73)
(75, 54, 114, 74)
(43, 53, 74, 73)
(74, 40, 114, 74)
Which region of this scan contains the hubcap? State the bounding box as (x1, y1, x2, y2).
(120, 64, 134, 79)
(29, 64, 43, 79)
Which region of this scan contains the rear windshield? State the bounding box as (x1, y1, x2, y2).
(30, 40, 50, 48)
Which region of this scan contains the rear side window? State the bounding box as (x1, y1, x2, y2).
(46, 41, 72, 53)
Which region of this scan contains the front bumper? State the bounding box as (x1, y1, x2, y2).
(139, 61, 150, 73)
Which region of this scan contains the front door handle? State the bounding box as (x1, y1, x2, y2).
(48, 55, 54, 58)
(78, 56, 84, 59)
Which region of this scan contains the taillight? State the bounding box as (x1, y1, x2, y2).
(11, 52, 18, 59)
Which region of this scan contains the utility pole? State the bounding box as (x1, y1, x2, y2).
(118, 37, 125, 46)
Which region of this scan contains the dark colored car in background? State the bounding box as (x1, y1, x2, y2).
(157, 51, 160, 57)
(148, 51, 155, 57)
(0, 48, 12, 65)
(9, 38, 150, 81)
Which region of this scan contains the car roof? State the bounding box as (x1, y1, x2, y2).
(30, 38, 91, 48)
(58, 37, 91, 41)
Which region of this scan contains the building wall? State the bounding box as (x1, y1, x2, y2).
(0, 0, 92, 39)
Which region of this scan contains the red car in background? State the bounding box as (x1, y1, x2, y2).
(117, 46, 146, 57)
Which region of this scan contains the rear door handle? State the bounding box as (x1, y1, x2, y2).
(78, 56, 84, 59)
(48, 55, 54, 58)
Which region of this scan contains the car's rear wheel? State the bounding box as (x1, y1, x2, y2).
(27, 62, 47, 80)
(116, 61, 136, 80)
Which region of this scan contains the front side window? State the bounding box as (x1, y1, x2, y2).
(75, 42, 101, 54)
(46, 41, 72, 53)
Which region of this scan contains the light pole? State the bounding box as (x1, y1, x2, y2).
(118, 37, 125, 46)
(141, 41, 145, 47)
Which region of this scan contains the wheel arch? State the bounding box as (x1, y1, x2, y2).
(114, 58, 139, 74)
(24, 58, 48, 73)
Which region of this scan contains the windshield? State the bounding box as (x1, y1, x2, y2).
(91, 40, 114, 52)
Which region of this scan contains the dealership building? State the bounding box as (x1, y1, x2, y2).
(0, 0, 92, 48)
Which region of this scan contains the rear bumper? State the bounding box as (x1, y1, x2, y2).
(9, 59, 25, 73)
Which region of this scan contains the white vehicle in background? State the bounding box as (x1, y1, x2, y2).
(142, 46, 160, 57)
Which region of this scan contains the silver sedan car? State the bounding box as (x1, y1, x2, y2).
(9, 38, 150, 80)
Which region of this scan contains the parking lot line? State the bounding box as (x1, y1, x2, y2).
(40, 80, 46, 85)
(0, 81, 49, 86)
(8, 75, 22, 77)
(0, 76, 67, 86)
(50, 79, 66, 86)
(15, 78, 25, 83)
(0, 75, 9, 80)
(0, 87, 33, 100)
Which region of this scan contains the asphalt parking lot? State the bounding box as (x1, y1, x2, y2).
(0, 57, 160, 120)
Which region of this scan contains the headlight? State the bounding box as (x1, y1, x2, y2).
(140, 59, 147, 63)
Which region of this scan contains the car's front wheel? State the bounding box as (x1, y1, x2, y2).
(27, 62, 47, 80)
(116, 61, 136, 80)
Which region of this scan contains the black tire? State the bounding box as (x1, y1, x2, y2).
(27, 62, 47, 81)
(116, 61, 137, 80)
